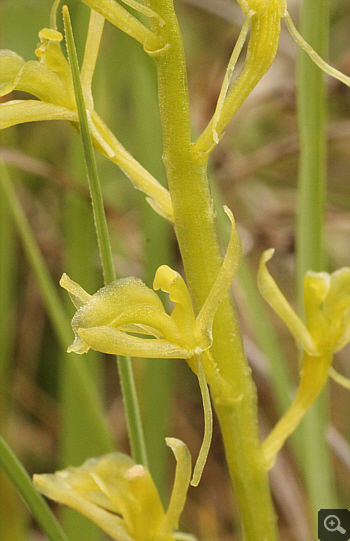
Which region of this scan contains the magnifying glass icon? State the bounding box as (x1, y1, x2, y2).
(324, 515, 346, 534)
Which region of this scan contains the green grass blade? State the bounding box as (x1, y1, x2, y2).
(296, 0, 337, 519)
(0, 436, 70, 541)
(0, 159, 113, 455)
(62, 5, 114, 286)
(0, 166, 27, 541)
(62, 6, 148, 468)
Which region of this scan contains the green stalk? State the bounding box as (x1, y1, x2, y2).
(63, 7, 148, 468)
(0, 436, 70, 541)
(145, 1, 278, 538)
(296, 0, 336, 517)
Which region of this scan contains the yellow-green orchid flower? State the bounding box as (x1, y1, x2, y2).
(34, 438, 194, 541)
(60, 206, 242, 485)
(194, 0, 350, 153)
(0, 5, 173, 220)
(258, 249, 350, 469)
(0, 28, 77, 129)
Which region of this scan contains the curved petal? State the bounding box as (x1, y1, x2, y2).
(153, 265, 197, 349)
(258, 249, 318, 355)
(159, 438, 191, 537)
(0, 100, 77, 130)
(190, 354, 213, 487)
(60, 273, 92, 309)
(13, 60, 73, 107)
(195, 206, 242, 348)
(110, 304, 182, 345)
(0, 50, 25, 95)
(329, 366, 350, 389)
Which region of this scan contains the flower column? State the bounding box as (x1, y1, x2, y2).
(145, 0, 279, 538)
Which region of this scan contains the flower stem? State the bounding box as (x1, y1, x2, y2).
(145, 1, 278, 537)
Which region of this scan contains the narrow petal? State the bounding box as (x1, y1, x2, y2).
(190, 355, 213, 487)
(195, 206, 242, 348)
(258, 249, 318, 355)
(159, 438, 191, 537)
(329, 367, 350, 390)
(284, 12, 350, 87)
(0, 100, 77, 131)
(81, 10, 105, 110)
(60, 273, 92, 309)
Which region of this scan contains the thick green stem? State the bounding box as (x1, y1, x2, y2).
(146, 1, 278, 538)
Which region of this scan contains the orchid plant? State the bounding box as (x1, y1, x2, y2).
(1, 0, 349, 540)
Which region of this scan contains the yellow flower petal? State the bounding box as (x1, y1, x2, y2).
(33, 468, 133, 541)
(0, 50, 25, 95)
(196, 206, 242, 348)
(75, 326, 191, 358)
(34, 446, 191, 541)
(60, 273, 92, 309)
(153, 266, 197, 349)
(159, 438, 191, 537)
(0, 100, 77, 131)
(258, 249, 318, 355)
(329, 367, 350, 390)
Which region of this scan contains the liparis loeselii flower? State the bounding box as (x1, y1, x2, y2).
(34, 438, 194, 541)
(258, 250, 350, 469)
(60, 206, 242, 485)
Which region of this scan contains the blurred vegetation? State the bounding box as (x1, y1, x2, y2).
(0, 0, 349, 540)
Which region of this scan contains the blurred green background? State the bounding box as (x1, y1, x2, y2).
(0, 0, 349, 540)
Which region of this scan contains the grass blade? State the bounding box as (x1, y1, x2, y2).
(296, 0, 337, 519)
(0, 436, 70, 541)
(62, 5, 148, 468)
